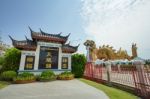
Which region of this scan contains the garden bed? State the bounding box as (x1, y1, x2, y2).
(57, 72, 74, 80)
(37, 70, 56, 82)
(13, 72, 36, 84)
(13, 79, 35, 84)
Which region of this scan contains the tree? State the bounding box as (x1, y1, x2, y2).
(1, 48, 21, 72)
(0, 33, 10, 55)
(71, 53, 86, 78)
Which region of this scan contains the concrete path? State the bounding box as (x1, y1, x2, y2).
(0, 79, 109, 99)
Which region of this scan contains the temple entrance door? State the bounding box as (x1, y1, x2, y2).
(38, 46, 59, 69)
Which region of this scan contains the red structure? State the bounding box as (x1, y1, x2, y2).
(84, 62, 150, 99)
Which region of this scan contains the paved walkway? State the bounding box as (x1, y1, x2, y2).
(0, 79, 109, 99)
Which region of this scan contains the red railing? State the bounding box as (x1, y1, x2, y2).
(84, 63, 150, 99)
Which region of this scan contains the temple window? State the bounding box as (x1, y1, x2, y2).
(61, 57, 68, 69)
(24, 56, 35, 70)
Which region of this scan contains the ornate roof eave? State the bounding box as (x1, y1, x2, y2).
(25, 35, 36, 45)
(25, 35, 32, 42)
(62, 43, 79, 53)
(15, 45, 36, 51)
(39, 28, 70, 40)
(62, 50, 76, 53)
(29, 26, 38, 41)
(63, 43, 79, 49)
(40, 28, 63, 37)
(62, 33, 71, 40)
(9, 35, 15, 43)
(9, 35, 19, 46)
(32, 35, 66, 43)
(28, 27, 70, 44)
(28, 26, 34, 33)
(9, 35, 36, 49)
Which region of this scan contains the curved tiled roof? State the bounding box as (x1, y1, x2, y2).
(9, 27, 79, 53)
(29, 27, 70, 44)
(62, 43, 79, 53)
(9, 36, 36, 51)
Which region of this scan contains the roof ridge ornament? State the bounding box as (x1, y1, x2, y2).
(25, 35, 28, 40)
(67, 33, 71, 37)
(63, 33, 71, 40)
(74, 44, 80, 49)
(28, 26, 34, 33)
(77, 44, 80, 47)
(8, 35, 15, 42)
(39, 28, 44, 34)
(8, 35, 17, 45)
(24, 35, 32, 42)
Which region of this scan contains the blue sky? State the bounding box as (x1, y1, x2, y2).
(0, 0, 150, 59)
(0, 0, 86, 49)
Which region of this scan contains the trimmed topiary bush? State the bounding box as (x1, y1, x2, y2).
(57, 71, 74, 80)
(13, 72, 35, 84)
(1, 71, 17, 81)
(39, 70, 56, 82)
(71, 54, 86, 78)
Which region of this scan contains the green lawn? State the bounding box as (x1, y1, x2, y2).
(79, 78, 139, 99)
(0, 81, 10, 89)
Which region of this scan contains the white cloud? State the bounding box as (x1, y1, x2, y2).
(81, 0, 150, 59)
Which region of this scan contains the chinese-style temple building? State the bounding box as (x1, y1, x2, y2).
(9, 27, 79, 74)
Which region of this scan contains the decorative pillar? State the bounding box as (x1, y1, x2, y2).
(105, 61, 112, 86)
(133, 60, 147, 96)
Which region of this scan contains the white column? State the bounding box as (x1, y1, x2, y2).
(34, 45, 40, 70)
(68, 55, 71, 70)
(58, 47, 62, 70)
(19, 51, 26, 71)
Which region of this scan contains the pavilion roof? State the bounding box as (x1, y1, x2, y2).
(9, 28, 79, 53)
(9, 36, 36, 51)
(29, 27, 70, 44)
(62, 43, 79, 53)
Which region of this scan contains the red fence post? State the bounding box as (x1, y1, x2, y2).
(133, 61, 148, 98)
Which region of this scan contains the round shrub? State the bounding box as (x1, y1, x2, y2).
(1, 71, 17, 81)
(57, 71, 74, 80)
(39, 70, 56, 81)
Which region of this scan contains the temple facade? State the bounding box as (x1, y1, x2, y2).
(9, 27, 79, 74)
